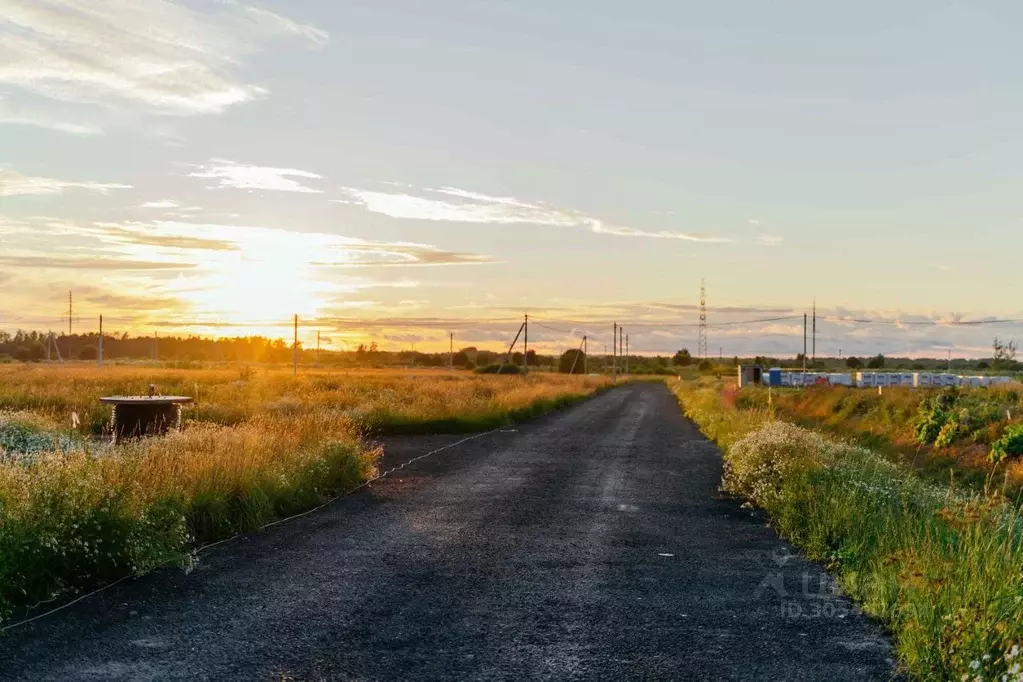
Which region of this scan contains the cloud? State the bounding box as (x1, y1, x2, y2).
(140, 199, 180, 209)
(0, 255, 192, 270)
(0, 115, 102, 135)
(0, 168, 131, 196)
(748, 218, 761, 226)
(758, 235, 784, 246)
(335, 186, 733, 242)
(189, 159, 324, 193)
(92, 223, 240, 252)
(0, 0, 328, 116)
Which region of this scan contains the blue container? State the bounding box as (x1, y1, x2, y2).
(768, 368, 783, 387)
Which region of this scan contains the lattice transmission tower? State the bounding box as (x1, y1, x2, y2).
(698, 279, 708, 360)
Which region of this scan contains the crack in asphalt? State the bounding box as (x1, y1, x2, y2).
(0, 383, 898, 681)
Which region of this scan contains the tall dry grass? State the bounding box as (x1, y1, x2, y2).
(0, 365, 610, 434)
(0, 366, 610, 621)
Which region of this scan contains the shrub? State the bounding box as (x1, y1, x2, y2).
(990, 424, 1023, 464)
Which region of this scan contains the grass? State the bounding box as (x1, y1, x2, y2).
(0, 365, 610, 435)
(724, 382, 1023, 493)
(0, 365, 611, 622)
(671, 378, 1023, 681)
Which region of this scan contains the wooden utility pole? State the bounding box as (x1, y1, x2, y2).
(498, 321, 525, 374)
(812, 301, 816, 366)
(612, 323, 618, 382)
(613, 327, 621, 378)
(583, 335, 588, 375)
(523, 314, 528, 373)
(803, 313, 807, 372)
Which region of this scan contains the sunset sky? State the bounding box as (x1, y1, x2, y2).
(2, 1, 1022, 357)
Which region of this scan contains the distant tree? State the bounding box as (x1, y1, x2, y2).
(698, 359, 712, 372)
(79, 346, 98, 361)
(672, 348, 693, 366)
(993, 337, 1017, 371)
(558, 349, 587, 374)
(976, 361, 990, 370)
(867, 354, 886, 369)
(911, 363, 925, 370)
(846, 356, 863, 369)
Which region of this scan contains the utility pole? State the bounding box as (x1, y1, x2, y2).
(68, 290, 72, 336)
(46, 332, 51, 363)
(498, 320, 525, 374)
(612, 322, 618, 381)
(803, 313, 808, 372)
(619, 326, 624, 377)
(98, 315, 103, 367)
(583, 335, 588, 375)
(449, 332, 454, 369)
(153, 331, 158, 361)
(625, 334, 629, 376)
(293, 314, 298, 376)
(523, 314, 529, 373)
(812, 300, 816, 366)
(698, 279, 708, 360)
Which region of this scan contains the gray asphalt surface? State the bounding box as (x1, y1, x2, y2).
(0, 383, 897, 681)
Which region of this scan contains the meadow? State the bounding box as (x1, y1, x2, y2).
(673, 378, 1023, 681)
(0, 365, 610, 622)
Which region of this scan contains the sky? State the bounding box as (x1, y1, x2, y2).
(2, 0, 1023, 358)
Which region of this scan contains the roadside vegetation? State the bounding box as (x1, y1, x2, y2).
(727, 382, 1023, 492)
(673, 378, 1023, 681)
(0, 366, 610, 623)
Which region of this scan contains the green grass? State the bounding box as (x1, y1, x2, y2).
(670, 378, 1023, 681)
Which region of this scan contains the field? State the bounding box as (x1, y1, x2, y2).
(672, 378, 1023, 681)
(0, 365, 610, 622)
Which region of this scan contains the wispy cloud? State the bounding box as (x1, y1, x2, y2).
(758, 235, 784, 246)
(335, 185, 733, 242)
(140, 199, 180, 209)
(189, 159, 324, 193)
(0, 168, 131, 196)
(0, 255, 193, 271)
(0, 114, 102, 136)
(0, 0, 328, 117)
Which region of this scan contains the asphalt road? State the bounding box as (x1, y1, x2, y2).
(0, 383, 897, 681)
